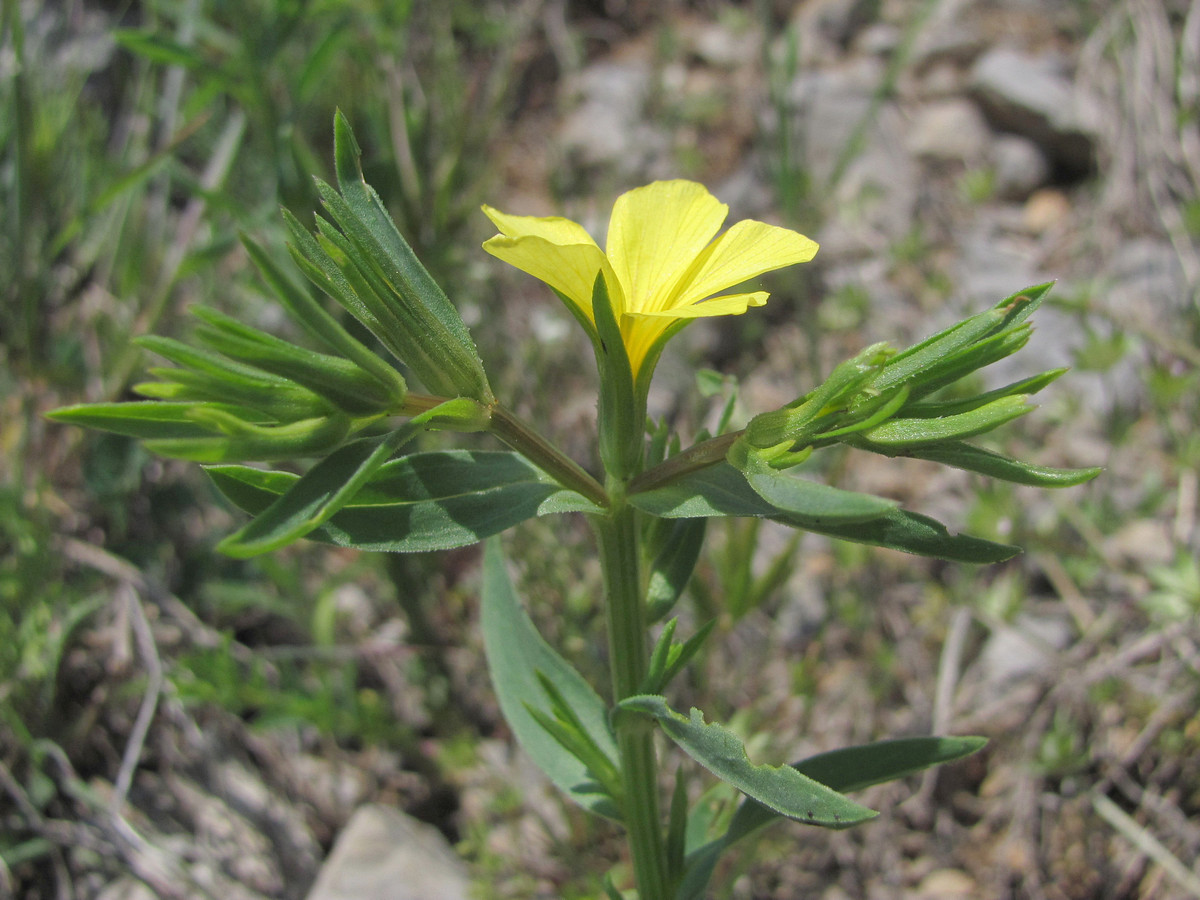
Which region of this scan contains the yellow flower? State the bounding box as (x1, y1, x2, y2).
(482, 180, 818, 380)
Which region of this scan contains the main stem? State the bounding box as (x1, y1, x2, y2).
(594, 492, 669, 900)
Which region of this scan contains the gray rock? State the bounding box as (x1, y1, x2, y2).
(977, 614, 1073, 693)
(905, 99, 991, 162)
(558, 59, 670, 182)
(970, 47, 1100, 179)
(781, 57, 886, 183)
(305, 805, 471, 900)
(991, 134, 1051, 200)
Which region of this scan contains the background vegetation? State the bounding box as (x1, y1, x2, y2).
(2, 1, 1197, 898)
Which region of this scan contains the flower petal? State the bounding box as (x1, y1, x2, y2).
(482, 205, 599, 249)
(605, 181, 728, 316)
(483, 234, 613, 320)
(628, 291, 770, 319)
(675, 219, 818, 308)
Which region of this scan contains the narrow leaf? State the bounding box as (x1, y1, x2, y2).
(724, 736, 987, 842)
(898, 442, 1103, 487)
(679, 735, 987, 898)
(646, 518, 707, 622)
(242, 233, 408, 399)
(206, 450, 601, 553)
(629, 463, 1019, 563)
(619, 695, 876, 829)
(860, 396, 1034, 447)
(481, 539, 620, 819)
(216, 424, 421, 558)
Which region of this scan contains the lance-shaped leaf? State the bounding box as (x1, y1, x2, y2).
(857, 395, 1035, 448)
(189, 306, 403, 415)
(213, 399, 480, 556)
(619, 695, 877, 830)
(676, 735, 987, 900)
(899, 369, 1065, 418)
(629, 462, 1019, 563)
(322, 110, 491, 401)
(47, 401, 237, 441)
(645, 518, 707, 622)
(481, 539, 620, 819)
(207, 449, 601, 553)
(241, 234, 408, 399)
(892, 442, 1102, 487)
(136, 335, 333, 419)
(858, 282, 1053, 405)
(145, 412, 351, 463)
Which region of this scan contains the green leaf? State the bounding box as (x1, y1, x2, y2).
(481, 539, 620, 819)
(620, 695, 876, 829)
(47, 401, 227, 440)
(859, 395, 1034, 447)
(241, 234, 408, 399)
(189, 306, 401, 415)
(590, 273, 641, 477)
(741, 466, 898, 523)
(725, 736, 987, 840)
(896, 442, 1103, 487)
(326, 111, 491, 401)
(145, 413, 350, 463)
(216, 424, 423, 558)
(206, 450, 601, 553)
(629, 463, 1019, 563)
(677, 736, 986, 900)
(900, 369, 1066, 418)
(645, 518, 707, 622)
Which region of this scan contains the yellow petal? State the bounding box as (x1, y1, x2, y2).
(605, 181, 728, 316)
(675, 219, 818, 308)
(628, 291, 770, 319)
(483, 234, 613, 320)
(482, 205, 599, 248)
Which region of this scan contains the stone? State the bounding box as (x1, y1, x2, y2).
(991, 134, 1050, 199)
(558, 56, 670, 183)
(304, 805, 471, 900)
(905, 99, 991, 162)
(970, 47, 1100, 179)
(976, 614, 1073, 693)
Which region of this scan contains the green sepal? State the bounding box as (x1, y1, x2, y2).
(146, 413, 351, 463)
(189, 306, 403, 415)
(629, 463, 1020, 563)
(887, 441, 1103, 487)
(640, 618, 717, 696)
(899, 369, 1066, 418)
(135, 364, 330, 421)
(860, 282, 1053, 405)
(214, 419, 422, 558)
(326, 110, 491, 401)
(858, 395, 1034, 448)
(481, 539, 621, 819)
(241, 233, 409, 399)
(676, 735, 987, 900)
(618, 695, 877, 830)
(206, 450, 601, 553)
(645, 518, 707, 622)
(46, 401, 241, 441)
(744, 342, 890, 448)
(135, 334, 332, 418)
(589, 273, 642, 478)
(525, 671, 623, 804)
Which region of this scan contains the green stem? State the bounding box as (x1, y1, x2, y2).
(490, 403, 610, 508)
(594, 497, 669, 900)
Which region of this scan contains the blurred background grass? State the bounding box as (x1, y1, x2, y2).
(2, 1, 1198, 898)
